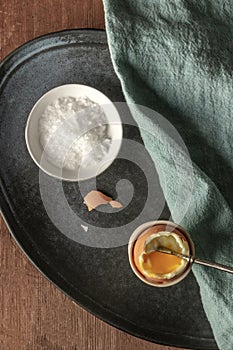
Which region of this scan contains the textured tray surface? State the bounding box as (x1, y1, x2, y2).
(0, 30, 217, 349)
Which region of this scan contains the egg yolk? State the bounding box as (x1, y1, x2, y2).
(140, 251, 183, 275)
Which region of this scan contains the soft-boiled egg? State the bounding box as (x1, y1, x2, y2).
(132, 225, 190, 281)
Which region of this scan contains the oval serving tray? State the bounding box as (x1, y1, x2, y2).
(0, 29, 217, 350)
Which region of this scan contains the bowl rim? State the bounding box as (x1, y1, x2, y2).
(25, 84, 123, 182)
(128, 220, 195, 288)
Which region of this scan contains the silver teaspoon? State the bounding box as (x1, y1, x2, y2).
(156, 246, 233, 274)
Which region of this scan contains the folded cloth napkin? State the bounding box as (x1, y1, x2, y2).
(103, 1, 233, 349)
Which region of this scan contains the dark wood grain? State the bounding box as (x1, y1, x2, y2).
(0, 1, 186, 349)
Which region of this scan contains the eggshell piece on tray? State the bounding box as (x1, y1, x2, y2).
(84, 190, 122, 211)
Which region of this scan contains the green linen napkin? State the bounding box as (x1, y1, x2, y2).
(103, 1, 233, 349)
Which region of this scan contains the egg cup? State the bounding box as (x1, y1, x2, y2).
(128, 220, 195, 287)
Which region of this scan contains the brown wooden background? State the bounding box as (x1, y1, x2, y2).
(0, 1, 186, 349)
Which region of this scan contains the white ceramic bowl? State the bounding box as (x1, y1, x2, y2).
(25, 84, 123, 181)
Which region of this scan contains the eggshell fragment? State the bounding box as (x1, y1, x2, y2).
(84, 190, 122, 211)
(109, 200, 123, 209)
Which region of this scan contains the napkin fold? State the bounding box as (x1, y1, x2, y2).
(103, 1, 233, 349)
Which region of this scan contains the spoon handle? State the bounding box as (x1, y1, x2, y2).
(156, 247, 233, 274)
(193, 257, 233, 274)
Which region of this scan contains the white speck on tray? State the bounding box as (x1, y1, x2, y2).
(81, 224, 89, 232)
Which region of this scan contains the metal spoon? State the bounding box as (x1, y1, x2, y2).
(156, 246, 233, 274)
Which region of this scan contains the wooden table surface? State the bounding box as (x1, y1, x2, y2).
(0, 1, 185, 349)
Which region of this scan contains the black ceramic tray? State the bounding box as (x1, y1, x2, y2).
(0, 30, 217, 349)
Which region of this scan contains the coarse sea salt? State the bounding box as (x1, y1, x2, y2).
(39, 96, 111, 170)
